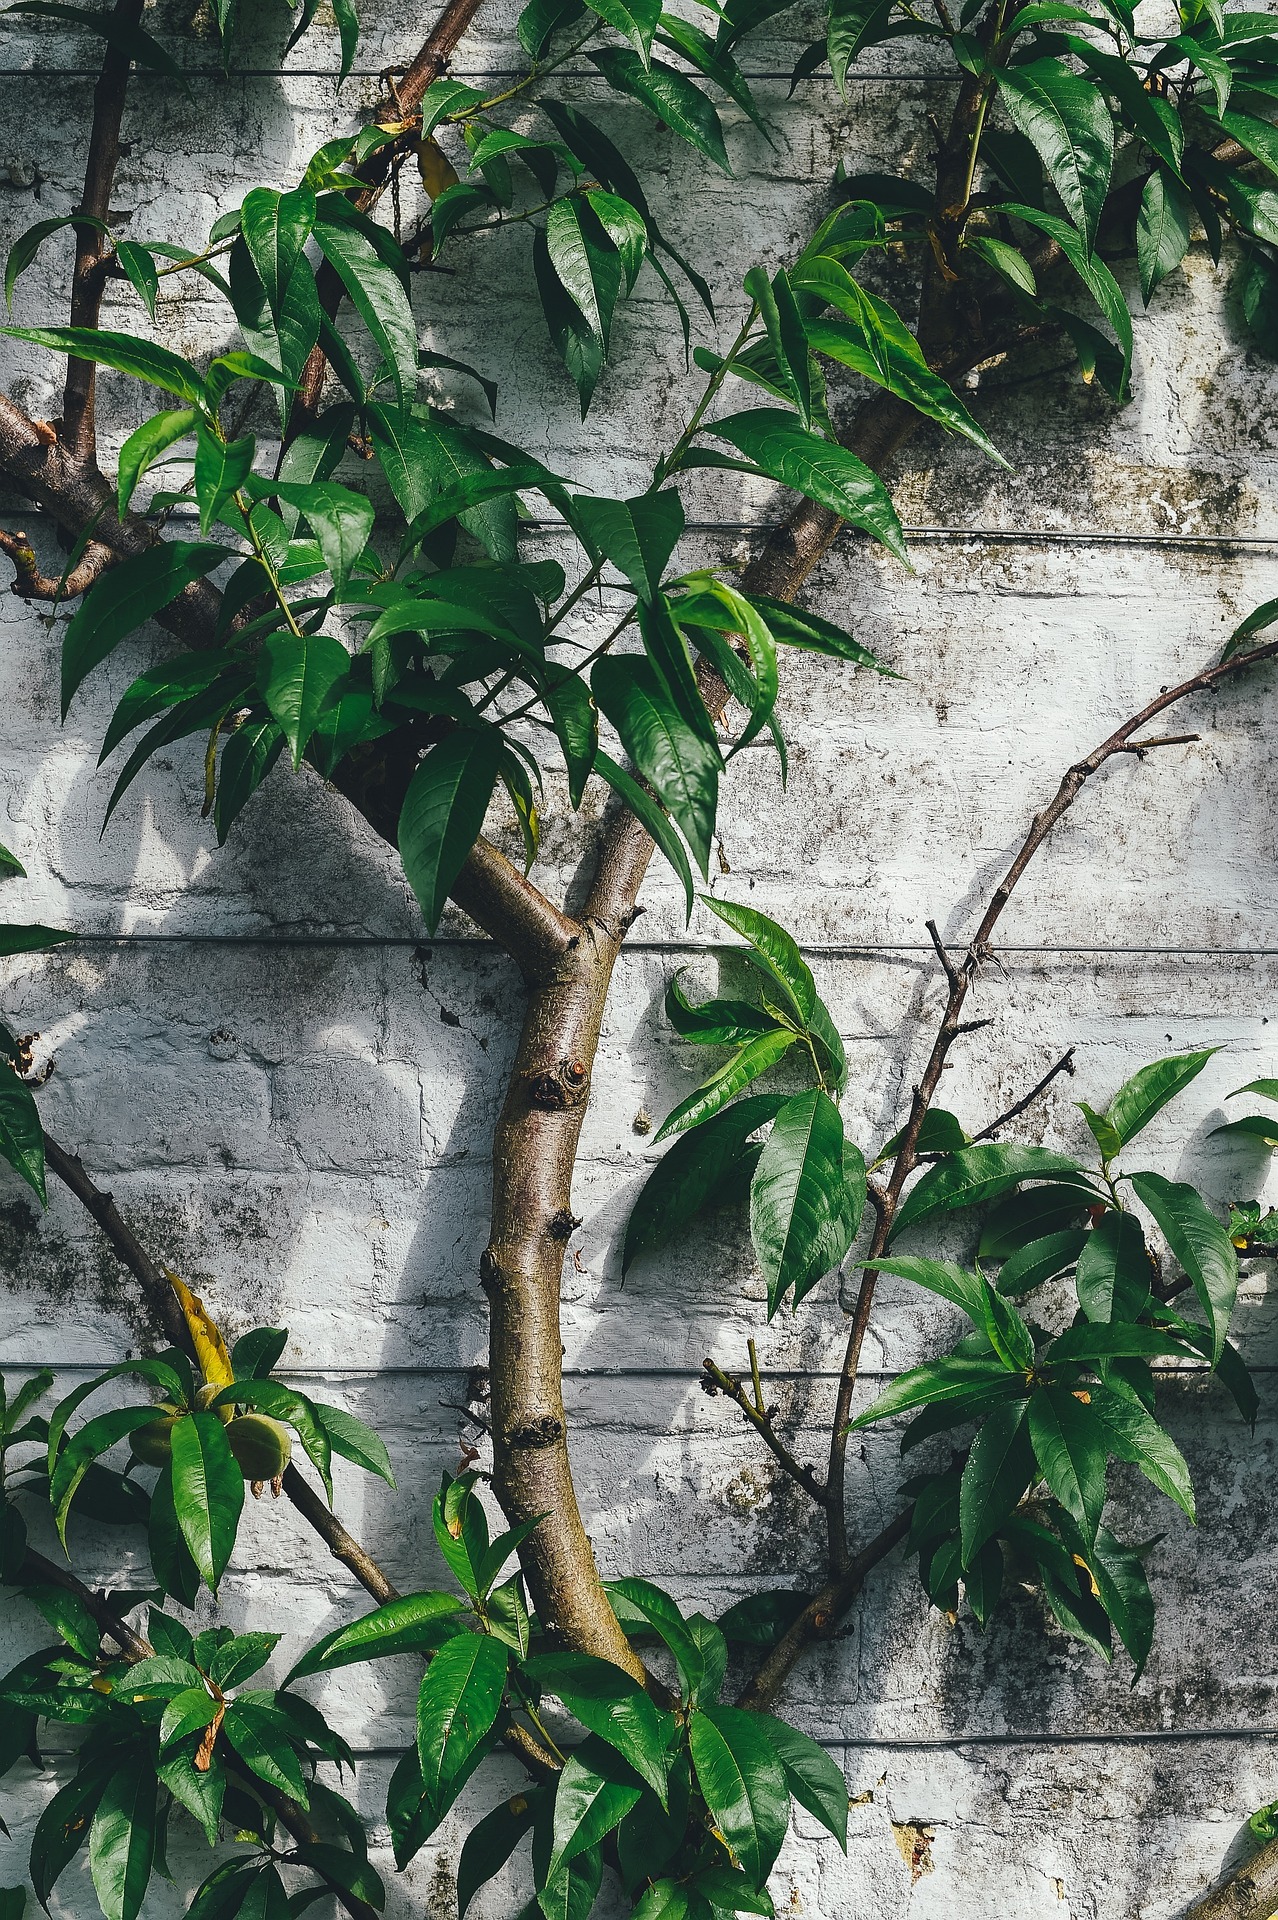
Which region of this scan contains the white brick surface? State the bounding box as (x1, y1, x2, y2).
(2, 6, 1278, 1915)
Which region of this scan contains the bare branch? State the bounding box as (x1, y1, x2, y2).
(734, 1504, 913, 1713)
(701, 1358, 829, 1508)
(0, 527, 114, 600)
(968, 1047, 1076, 1145)
(807, 640, 1278, 1631)
(62, 0, 146, 461)
(1184, 1843, 1278, 1920)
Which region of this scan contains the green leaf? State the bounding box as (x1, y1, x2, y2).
(215, 719, 285, 844)
(533, 224, 604, 415)
(0, 1062, 46, 1204)
(589, 48, 730, 171)
(313, 1402, 396, 1485)
(701, 409, 908, 562)
(194, 425, 254, 536)
(30, 1764, 112, 1908)
(457, 1791, 540, 1918)
(593, 747, 694, 914)
(687, 1705, 789, 1886)
(542, 666, 598, 810)
(744, 266, 814, 429)
(537, 1844, 604, 1920)
(966, 233, 1038, 296)
(891, 1143, 1084, 1241)
(995, 57, 1114, 250)
(1027, 1384, 1107, 1541)
(750, 1089, 860, 1313)
(159, 1686, 220, 1748)
(1136, 168, 1193, 305)
(1089, 1384, 1195, 1521)
(1103, 1048, 1217, 1149)
(979, 1181, 1097, 1259)
(545, 196, 623, 353)
(592, 657, 720, 875)
(1129, 1172, 1237, 1364)
(240, 186, 316, 312)
(571, 490, 684, 602)
(959, 1400, 1034, 1563)
(664, 975, 778, 1046)
(315, 212, 418, 405)
(50, 1404, 165, 1542)
(828, 0, 892, 92)
(5, 213, 100, 308)
(1074, 1211, 1151, 1324)
(623, 1093, 785, 1273)
(62, 542, 226, 717)
(398, 728, 504, 935)
(287, 1592, 463, 1684)
(585, 189, 648, 290)
(169, 1409, 245, 1590)
(702, 895, 816, 1023)
(656, 1028, 797, 1139)
(548, 1739, 643, 1881)
(761, 1716, 848, 1848)
(849, 1351, 1023, 1430)
(524, 1651, 672, 1800)
(584, 0, 660, 59)
(996, 1229, 1088, 1296)
(221, 1696, 310, 1804)
(605, 1578, 708, 1703)
(638, 597, 719, 747)
(1, 324, 205, 403)
(89, 1754, 157, 1920)
(1071, 44, 1184, 174)
(793, 256, 1007, 466)
(114, 242, 159, 320)
(268, 481, 374, 596)
(1211, 1113, 1278, 1148)
(1059, 1519, 1154, 1676)
(416, 1633, 508, 1805)
(256, 631, 350, 769)
(741, 593, 885, 671)
(1000, 202, 1132, 397)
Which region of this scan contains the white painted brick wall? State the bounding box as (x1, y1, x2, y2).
(2, 5, 1278, 1914)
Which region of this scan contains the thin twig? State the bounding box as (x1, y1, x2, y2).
(968, 1047, 1076, 1145)
(702, 1359, 829, 1508)
(38, 1131, 560, 1779)
(817, 643, 1276, 1601)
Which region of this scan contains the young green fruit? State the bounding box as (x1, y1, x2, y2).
(131, 1404, 181, 1466)
(226, 1412, 292, 1481)
(194, 1382, 234, 1424)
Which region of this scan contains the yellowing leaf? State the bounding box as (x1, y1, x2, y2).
(418, 138, 459, 199)
(167, 1269, 235, 1389)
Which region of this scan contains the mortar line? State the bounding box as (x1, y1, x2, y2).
(14, 935, 1278, 957)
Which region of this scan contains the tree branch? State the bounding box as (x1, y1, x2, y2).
(967, 1047, 1076, 1145)
(0, 527, 113, 599)
(288, 0, 493, 434)
(701, 1355, 829, 1508)
(734, 1505, 913, 1713)
(1184, 1843, 1278, 1920)
(61, 0, 146, 462)
(773, 640, 1278, 1675)
(37, 1131, 560, 1780)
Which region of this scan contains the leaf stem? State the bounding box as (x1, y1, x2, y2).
(655, 301, 760, 484)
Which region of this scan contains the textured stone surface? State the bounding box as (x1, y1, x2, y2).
(2, 6, 1278, 1916)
